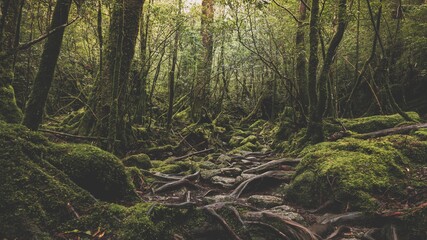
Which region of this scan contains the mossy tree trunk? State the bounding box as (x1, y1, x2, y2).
(306, 0, 348, 143)
(191, 0, 214, 122)
(78, 0, 143, 152)
(22, 0, 72, 130)
(0, 0, 23, 124)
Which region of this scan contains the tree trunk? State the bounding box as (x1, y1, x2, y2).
(22, 0, 72, 130)
(306, 0, 321, 143)
(191, 0, 214, 121)
(78, 0, 143, 152)
(306, 0, 347, 143)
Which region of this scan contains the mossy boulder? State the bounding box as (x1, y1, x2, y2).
(0, 121, 94, 238)
(122, 153, 152, 170)
(0, 85, 23, 124)
(47, 143, 135, 201)
(287, 137, 408, 210)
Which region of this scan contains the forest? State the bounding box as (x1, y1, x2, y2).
(0, 0, 426, 239)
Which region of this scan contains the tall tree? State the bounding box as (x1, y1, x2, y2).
(22, 0, 72, 130)
(167, 0, 182, 129)
(191, 0, 214, 121)
(306, 0, 348, 143)
(78, 0, 143, 151)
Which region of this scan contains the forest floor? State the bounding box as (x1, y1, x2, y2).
(1, 113, 427, 239)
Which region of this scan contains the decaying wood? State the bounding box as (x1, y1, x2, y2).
(230, 171, 294, 198)
(243, 158, 300, 174)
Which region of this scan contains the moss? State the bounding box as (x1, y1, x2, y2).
(240, 135, 258, 145)
(382, 135, 427, 164)
(151, 160, 198, 174)
(0, 121, 94, 239)
(287, 137, 408, 210)
(248, 119, 266, 131)
(146, 144, 174, 157)
(47, 143, 136, 201)
(338, 112, 420, 134)
(122, 153, 152, 169)
(229, 135, 244, 147)
(0, 85, 23, 124)
(414, 128, 427, 140)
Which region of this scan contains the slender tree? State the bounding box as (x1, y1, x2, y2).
(22, 0, 72, 130)
(167, 0, 182, 129)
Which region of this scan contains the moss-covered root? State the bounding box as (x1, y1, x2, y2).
(0, 85, 23, 123)
(0, 122, 95, 239)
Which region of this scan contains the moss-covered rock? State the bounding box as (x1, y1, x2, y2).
(240, 135, 258, 145)
(287, 137, 408, 210)
(122, 153, 152, 169)
(0, 121, 94, 238)
(0, 85, 23, 124)
(150, 160, 199, 174)
(47, 143, 136, 201)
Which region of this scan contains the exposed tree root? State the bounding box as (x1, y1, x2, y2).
(245, 221, 290, 239)
(154, 178, 203, 194)
(243, 158, 300, 174)
(230, 171, 293, 198)
(203, 206, 243, 240)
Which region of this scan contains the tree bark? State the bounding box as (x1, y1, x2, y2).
(22, 0, 72, 130)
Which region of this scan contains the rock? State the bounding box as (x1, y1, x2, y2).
(241, 173, 257, 180)
(220, 167, 242, 177)
(201, 169, 221, 180)
(204, 194, 234, 203)
(217, 154, 232, 162)
(247, 195, 283, 208)
(211, 176, 237, 188)
(122, 153, 152, 169)
(267, 205, 305, 223)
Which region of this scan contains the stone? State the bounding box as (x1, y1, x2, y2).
(211, 176, 237, 188)
(247, 195, 283, 208)
(266, 204, 305, 223)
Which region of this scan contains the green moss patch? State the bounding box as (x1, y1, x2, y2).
(0, 85, 23, 124)
(122, 153, 152, 169)
(287, 137, 409, 210)
(47, 143, 136, 202)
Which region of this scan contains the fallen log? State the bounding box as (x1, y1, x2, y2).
(329, 123, 427, 141)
